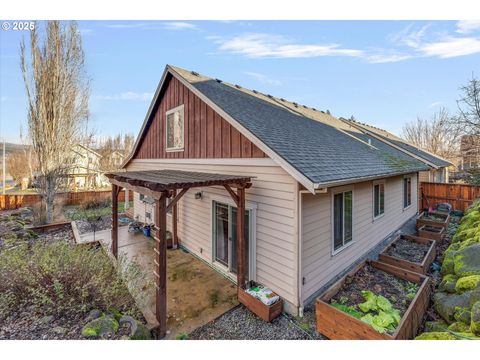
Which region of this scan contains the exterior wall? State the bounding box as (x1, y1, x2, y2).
(127, 158, 299, 310)
(300, 173, 418, 303)
(419, 168, 448, 183)
(134, 75, 266, 160)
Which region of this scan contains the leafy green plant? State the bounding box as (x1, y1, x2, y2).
(176, 332, 189, 340)
(331, 303, 363, 319)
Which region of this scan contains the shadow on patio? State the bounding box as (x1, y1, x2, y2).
(79, 226, 238, 339)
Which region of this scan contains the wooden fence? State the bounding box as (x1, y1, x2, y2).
(420, 182, 480, 212)
(0, 189, 133, 211)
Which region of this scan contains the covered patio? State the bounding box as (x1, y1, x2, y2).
(105, 169, 252, 339)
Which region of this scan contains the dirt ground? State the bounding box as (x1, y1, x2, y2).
(166, 249, 238, 338)
(384, 238, 430, 263)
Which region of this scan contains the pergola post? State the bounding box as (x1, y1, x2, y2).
(154, 192, 168, 338)
(111, 183, 120, 259)
(172, 189, 178, 249)
(236, 186, 246, 288)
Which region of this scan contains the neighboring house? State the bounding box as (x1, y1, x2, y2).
(459, 135, 480, 171)
(67, 144, 109, 190)
(121, 65, 451, 315)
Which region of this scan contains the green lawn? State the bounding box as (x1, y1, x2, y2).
(63, 201, 133, 221)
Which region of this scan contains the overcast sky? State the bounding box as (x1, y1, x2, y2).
(1, 20, 480, 143)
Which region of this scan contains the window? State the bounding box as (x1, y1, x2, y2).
(373, 181, 385, 219)
(165, 105, 184, 151)
(403, 176, 412, 208)
(333, 190, 353, 253)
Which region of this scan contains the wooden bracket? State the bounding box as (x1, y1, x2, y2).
(224, 184, 239, 206)
(166, 187, 189, 213)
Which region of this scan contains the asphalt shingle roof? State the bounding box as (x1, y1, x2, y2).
(188, 77, 430, 185)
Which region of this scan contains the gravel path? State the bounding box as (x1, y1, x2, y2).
(188, 304, 325, 340)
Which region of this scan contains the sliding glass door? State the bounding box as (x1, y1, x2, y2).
(213, 201, 250, 276)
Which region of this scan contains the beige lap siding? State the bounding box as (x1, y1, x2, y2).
(301, 173, 418, 303)
(127, 159, 299, 307)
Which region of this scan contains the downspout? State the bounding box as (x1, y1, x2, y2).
(296, 183, 304, 317)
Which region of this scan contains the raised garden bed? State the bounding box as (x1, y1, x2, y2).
(416, 211, 450, 231)
(379, 234, 436, 275)
(316, 261, 431, 340)
(418, 224, 445, 241)
(237, 287, 283, 322)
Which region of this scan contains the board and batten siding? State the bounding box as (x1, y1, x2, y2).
(127, 159, 299, 307)
(301, 173, 418, 303)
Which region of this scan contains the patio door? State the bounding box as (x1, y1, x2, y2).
(213, 201, 250, 277)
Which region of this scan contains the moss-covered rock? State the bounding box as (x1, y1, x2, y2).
(440, 274, 458, 293)
(455, 275, 480, 293)
(454, 307, 471, 324)
(454, 244, 480, 277)
(434, 291, 471, 323)
(415, 332, 458, 340)
(81, 315, 119, 338)
(424, 320, 448, 332)
(471, 301, 480, 335)
(448, 322, 470, 332)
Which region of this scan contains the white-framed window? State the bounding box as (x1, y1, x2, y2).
(332, 189, 353, 254)
(403, 176, 412, 209)
(165, 105, 184, 151)
(373, 180, 385, 219)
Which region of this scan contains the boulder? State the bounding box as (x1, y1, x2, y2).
(119, 315, 151, 340)
(434, 291, 471, 323)
(424, 320, 448, 332)
(471, 301, 480, 335)
(439, 274, 458, 293)
(415, 332, 458, 340)
(455, 275, 480, 293)
(454, 307, 471, 324)
(81, 315, 119, 338)
(86, 309, 102, 322)
(454, 244, 480, 277)
(447, 322, 470, 333)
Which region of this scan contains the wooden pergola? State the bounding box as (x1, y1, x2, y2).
(105, 169, 252, 339)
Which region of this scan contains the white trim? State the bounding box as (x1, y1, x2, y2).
(372, 179, 386, 221)
(210, 195, 257, 282)
(331, 187, 354, 256)
(165, 104, 185, 152)
(129, 157, 278, 167)
(402, 175, 413, 209)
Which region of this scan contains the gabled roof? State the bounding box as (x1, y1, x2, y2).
(124, 65, 449, 192)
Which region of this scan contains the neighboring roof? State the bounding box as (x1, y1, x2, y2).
(106, 169, 252, 192)
(124, 65, 447, 192)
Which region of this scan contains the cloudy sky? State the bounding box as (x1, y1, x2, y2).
(1, 20, 480, 143)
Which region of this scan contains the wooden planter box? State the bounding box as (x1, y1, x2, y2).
(316, 260, 431, 340)
(416, 211, 450, 231)
(238, 287, 283, 322)
(378, 234, 436, 275)
(418, 224, 445, 242)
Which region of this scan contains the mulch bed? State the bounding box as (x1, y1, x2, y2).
(330, 264, 417, 317)
(384, 238, 430, 264)
(75, 215, 130, 235)
(34, 225, 75, 245)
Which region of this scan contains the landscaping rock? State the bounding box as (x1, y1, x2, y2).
(439, 274, 458, 293)
(52, 326, 68, 335)
(415, 332, 458, 340)
(454, 244, 480, 277)
(455, 275, 480, 293)
(471, 301, 480, 335)
(448, 322, 470, 333)
(434, 291, 471, 323)
(454, 307, 471, 324)
(424, 320, 448, 332)
(86, 309, 102, 322)
(81, 315, 119, 338)
(119, 315, 151, 340)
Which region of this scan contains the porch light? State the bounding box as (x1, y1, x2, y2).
(194, 191, 203, 200)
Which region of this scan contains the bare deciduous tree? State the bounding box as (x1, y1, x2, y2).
(97, 134, 135, 171)
(20, 21, 90, 223)
(6, 152, 31, 188)
(402, 108, 462, 162)
(457, 75, 480, 134)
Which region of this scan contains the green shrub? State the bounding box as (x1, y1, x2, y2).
(0, 242, 141, 320)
